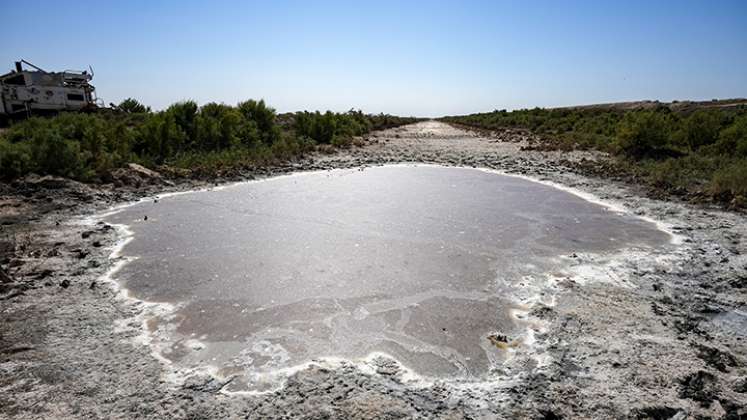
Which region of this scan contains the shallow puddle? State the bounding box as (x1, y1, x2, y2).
(104, 165, 670, 391)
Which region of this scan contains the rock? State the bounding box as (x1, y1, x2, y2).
(97, 224, 114, 232)
(719, 399, 747, 420)
(733, 377, 747, 393)
(693, 302, 722, 314)
(538, 409, 563, 420)
(157, 165, 192, 179)
(678, 370, 717, 406)
(59, 279, 70, 288)
(74, 249, 89, 259)
(631, 406, 682, 420)
(673, 315, 707, 338)
(0, 240, 15, 259)
(729, 275, 747, 289)
(127, 163, 161, 179)
(0, 267, 13, 284)
(487, 333, 511, 349)
(0, 345, 34, 355)
(110, 163, 172, 187)
(651, 303, 667, 316)
(44, 248, 60, 258)
(21, 174, 81, 190)
(370, 356, 401, 377)
(529, 304, 556, 320)
(694, 343, 738, 372)
(182, 373, 234, 393)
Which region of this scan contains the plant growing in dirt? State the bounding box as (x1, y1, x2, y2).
(118, 98, 151, 114)
(615, 111, 673, 159)
(441, 104, 747, 207)
(0, 99, 417, 182)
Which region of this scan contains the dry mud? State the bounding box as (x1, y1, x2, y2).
(1, 121, 746, 419)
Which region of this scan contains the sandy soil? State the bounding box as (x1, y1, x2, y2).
(1, 121, 745, 419)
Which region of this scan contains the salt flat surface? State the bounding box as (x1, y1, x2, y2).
(105, 165, 669, 391)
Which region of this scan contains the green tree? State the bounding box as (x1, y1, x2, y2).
(237, 99, 279, 145)
(615, 111, 671, 159)
(118, 98, 150, 114)
(714, 114, 747, 157)
(167, 101, 199, 148)
(682, 110, 721, 151)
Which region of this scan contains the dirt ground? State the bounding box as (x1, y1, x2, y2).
(1, 121, 745, 419)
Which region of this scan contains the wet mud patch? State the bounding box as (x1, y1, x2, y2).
(102, 165, 672, 392)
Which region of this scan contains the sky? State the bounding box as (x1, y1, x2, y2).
(3, 0, 746, 116)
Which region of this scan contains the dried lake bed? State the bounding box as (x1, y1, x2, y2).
(102, 164, 673, 392)
(3, 122, 746, 418)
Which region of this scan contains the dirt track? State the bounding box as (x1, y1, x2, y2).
(1, 121, 746, 419)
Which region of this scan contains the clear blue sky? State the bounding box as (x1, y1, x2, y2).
(4, 0, 746, 116)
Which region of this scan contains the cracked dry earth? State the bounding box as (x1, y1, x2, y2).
(1, 121, 746, 419)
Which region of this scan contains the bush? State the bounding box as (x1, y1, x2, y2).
(0, 114, 132, 180)
(0, 99, 417, 182)
(166, 101, 199, 146)
(710, 114, 747, 157)
(0, 140, 32, 179)
(709, 160, 747, 203)
(441, 104, 747, 207)
(615, 111, 672, 159)
(118, 98, 150, 114)
(294, 111, 337, 144)
(291, 110, 399, 145)
(680, 110, 721, 151)
(237, 100, 280, 145)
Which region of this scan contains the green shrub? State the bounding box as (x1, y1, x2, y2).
(0, 140, 32, 179)
(680, 110, 721, 151)
(292, 110, 393, 144)
(0, 99, 417, 182)
(118, 98, 150, 114)
(614, 111, 672, 159)
(167, 101, 199, 146)
(441, 105, 747, 207)
(709, 160, 747, 201)
(294, 111, 339, 144)
(237, 99, 280, 145)
(710, 114, 747, 157)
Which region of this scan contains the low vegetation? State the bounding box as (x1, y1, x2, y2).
(0, 99, 417, 182)
(442, 104, 747, 207)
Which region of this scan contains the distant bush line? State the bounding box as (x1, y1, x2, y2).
(441, 105, 747, 207)
(0, 99, 418, 182)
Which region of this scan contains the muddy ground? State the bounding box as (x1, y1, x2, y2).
(1, 121, 745, 419)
